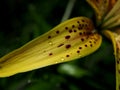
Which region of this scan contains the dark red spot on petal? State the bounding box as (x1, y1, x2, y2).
(74, 30, 77, 32)
(66, 55, 70, 57)
(87, 27, 89, 29)
(118, 70, 120, 73)
(90, 44, 93, 47)
(77, 50, 80, 53)
(117, 60, 119, 64)
(79, 32, 82, 35)
(94, 41, 96, 44)
(96, 0, 99, 3)
(85, 45, 87, 47)
(48, 36, 51, 39)
(72, 25, 75, 28)
(87, 32, 92, 35)
(89, 41, 92, 43)
(79, 24, 82, 27)
(65, 35, 71, 39)
(83, 32, 86, 34)
(56, 30, 59, 34)
(85, 24, 87, 27)
(65, 27, 68, 30)
(57, 43, 64, 47)
(81, 38, 84, 42)
(79, 47, 82, 49)
(82, 20, 85, 22)
(49, 53, 53, 56)
(66, 44, 71, 49)
(78, 27, 82, 30)
(77, 21, 80, 23)
(69, 29, 72, 33)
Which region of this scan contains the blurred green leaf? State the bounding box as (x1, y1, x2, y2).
(58, 63, 90, 78)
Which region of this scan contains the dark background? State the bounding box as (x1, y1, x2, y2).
(0, 0, 115, 90)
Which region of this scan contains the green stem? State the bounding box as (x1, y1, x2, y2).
(61, 0, 76, 22)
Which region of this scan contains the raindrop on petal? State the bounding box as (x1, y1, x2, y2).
(61, 58, 65, 61)
(78, 54, 81, 57)
(48, 41, 53, 45)
(55, 62, 58, 64)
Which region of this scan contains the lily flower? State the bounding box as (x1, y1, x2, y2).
(87, 0, 120, 90)
(0, 0, 120, 89)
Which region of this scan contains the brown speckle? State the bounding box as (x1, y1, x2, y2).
(77, 50, 80, 53)
(117, 60, 119, 64)
(57, 43, 64, 47)
(85, 45, 87, 47)
(81, 24, 84, 29)
(89, 41, 92, 43)
(74, 30, 77, 32)
(77, 21, 80, 23)
(65, 35, 71, 39)
(66, 55, 70, 57)
(79, 47, 82, 49)
(90, 44, 93, 47)
(66, 44, 71, 49)
(83, 32, 86, 35)
(72, 25, 75, 28)
(48, 36, 51, 39)
(79, 24, 82, 27)
(96, 0, 99, 2)
(82, 20, 85, 22)
(118, 69, 120, 73)
(85, 24, 87, 27)
(79, 32, 82, 35)
(49, 53, 53, 56)
(87, 32, 92, 35)
(65, 27, 68, 30)
(56, 30, 59, 34)
(94, 41, 96, 44)
(78, 27, 82, 30)
(69, 29, 72, 33)
(86, 27, 90, 30)
(81, 38, 84, 42)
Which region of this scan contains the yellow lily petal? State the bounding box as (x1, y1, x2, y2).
(86, 0, 120, 29)
(0, 17, 102, 77)
(103, 0, 120, 28)
(86, 0, 110, 24)
(103, 30, 120, 90)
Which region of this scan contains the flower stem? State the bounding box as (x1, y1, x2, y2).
(61, 0, 76, 22)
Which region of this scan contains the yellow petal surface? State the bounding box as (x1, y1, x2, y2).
(0, 17, 102, 77)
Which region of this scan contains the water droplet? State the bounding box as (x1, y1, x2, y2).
(78, 54, 81, 57)
(61, 58, 65, 61)
(55, 61, 58, 64)
(48, 41, 53, 45)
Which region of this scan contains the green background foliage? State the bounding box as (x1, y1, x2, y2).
(0, 0, 115, 90)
